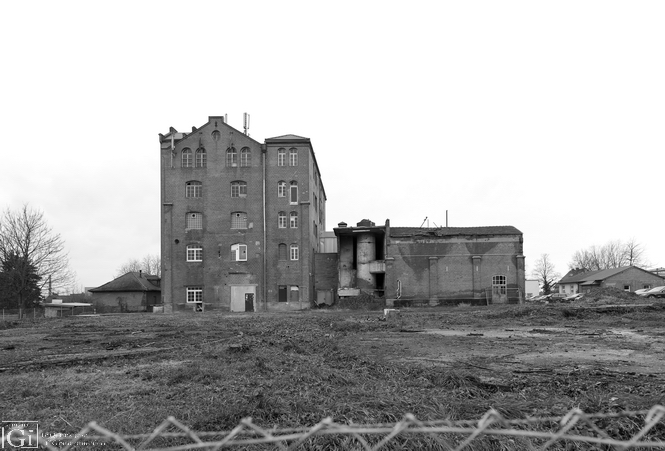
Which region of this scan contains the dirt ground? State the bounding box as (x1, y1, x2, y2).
(1, 291, 665, 448)
(2, 300, 665, 381)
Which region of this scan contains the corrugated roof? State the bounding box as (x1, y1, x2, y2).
(390, 226, 522, 237)
(89, 272, 160, 293)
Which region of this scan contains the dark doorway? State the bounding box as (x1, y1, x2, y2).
(244, 293, 254, 312)
(278, 285, 287, 302)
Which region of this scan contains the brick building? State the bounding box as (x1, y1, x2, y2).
(159, 117, 326, 312)
(333, 220, 526, 306)
(557, 266, 665, 294)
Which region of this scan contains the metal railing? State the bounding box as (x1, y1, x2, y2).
(17, 405, 665, 450)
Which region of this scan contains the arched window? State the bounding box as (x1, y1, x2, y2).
(277, 181, 286, 198)
(185, 181, 202, 198)
(240, 148, 251, 167)
(289, 181, 298, 204)
(290, 244, 299, 261)
(277, 148, 286, 166)
(290, 211, 298, 228)
(226, 147, 237, 167)
(186, 212, 202, 230)
(278, 243, 287, 260)
(289, 148, 298, 166)
(182, 148, 192, 168)
(231, 212, 247, 229)
(186, 245, 203, 262)
(231, 243, 247, 261)
(278, 212, 287, 228)
(231, 181, 247, 198)
(195, 148, 206, 167)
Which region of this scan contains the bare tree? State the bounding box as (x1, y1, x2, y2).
(0, 205, 75, 313)
(569, 239, 648, 270)
(115, 254, 161, 277)
(531, 254, 560, 294)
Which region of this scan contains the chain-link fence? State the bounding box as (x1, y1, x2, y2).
(1, 308, 44, 321)
(12, 405, 665, 450)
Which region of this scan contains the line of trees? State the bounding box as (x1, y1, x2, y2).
(568, 239, 647, 271)
(531, 239, 649, 294)
(0, 205, 75, 312)
(115, 254, 161, 278)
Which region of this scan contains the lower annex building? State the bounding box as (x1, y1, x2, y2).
(160, 116, 525, 312)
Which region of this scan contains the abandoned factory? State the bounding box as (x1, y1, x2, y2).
(159, 116, 525, 313)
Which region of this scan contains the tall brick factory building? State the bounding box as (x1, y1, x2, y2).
(160, 116, 326, 312)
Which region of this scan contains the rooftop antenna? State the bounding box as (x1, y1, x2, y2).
(243, 112, 250, 136)
(224, 114, 228, 124)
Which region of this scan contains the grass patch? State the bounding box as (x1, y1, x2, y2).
(1, 306, 665, 449)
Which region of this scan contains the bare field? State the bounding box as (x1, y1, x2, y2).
(1, 299, 665, 449)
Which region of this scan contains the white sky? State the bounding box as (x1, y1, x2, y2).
(1, 1, 664, 289)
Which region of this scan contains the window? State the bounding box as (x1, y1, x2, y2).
(492, 275, 507, 295)
(314, 194, 318, 211)
(278, 243, 287, 260)
(182, 148, 192, 167)
(277, 181, 286, 198)
(289, 148, 298, 166)
(231, 243, 247, 261)
(289, 181, 298, 204)
(186, 245, 203, 262)
(231, 181, 247, 198)
(231, 212, 247, 229)
(290, 244, 299, 261)
(195, 148, 206, 167)
(185, 181, 202, 198)
(290, 211, 298, 228)
(186, 287, 203, 303)
(624, 285, 631, 291)
(240, 148, 251, 167)
(278, 211, 287, 228)
(226, 147, 237, 167)
(186, 212, 202, 230)
(277, 148, 286, 166)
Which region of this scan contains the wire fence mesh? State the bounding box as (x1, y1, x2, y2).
(12, 405, 665, 450)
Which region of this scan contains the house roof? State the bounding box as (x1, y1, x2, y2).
(389, 225, 522, 238)
(264, 134, 310, 141)
(89, 272, 160, 293)
(558, 266, 664, 285)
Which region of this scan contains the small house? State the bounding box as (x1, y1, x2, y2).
(89, 271, 161, 313)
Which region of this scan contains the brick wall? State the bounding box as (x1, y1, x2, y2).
(385, 234, 524, 304)
(602, 268, 665, 292)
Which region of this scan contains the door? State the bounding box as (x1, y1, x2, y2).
(231, 285, 256, 312)
(244, 293, 254, 312)
(492, 275, 508, 304)
(278, 285, 287, 303)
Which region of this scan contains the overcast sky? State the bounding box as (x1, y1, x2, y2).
(1, 1, 664, 289)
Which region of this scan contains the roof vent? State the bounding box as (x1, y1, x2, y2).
(338, 222, 347, 228)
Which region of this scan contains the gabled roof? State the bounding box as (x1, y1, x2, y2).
(265, 134, 310, 141)
(558, 266, 664, 285)
(390, 225, 522, 238)
(89, 272, 160, 293)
